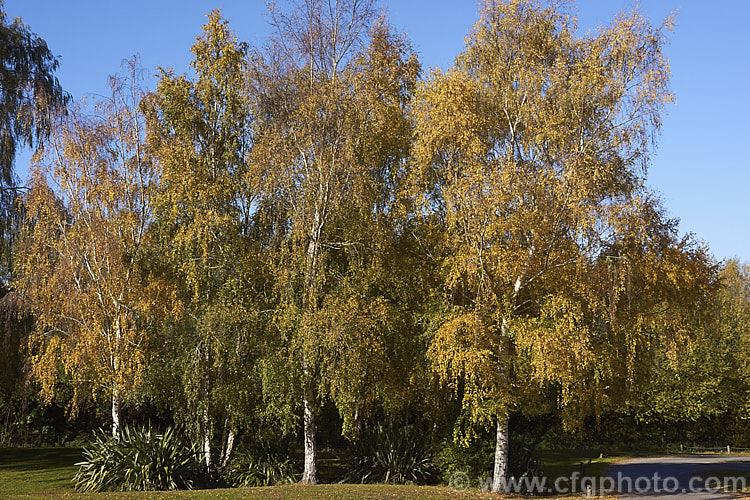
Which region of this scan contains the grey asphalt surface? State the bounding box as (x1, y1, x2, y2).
(606, 456, 750, 499)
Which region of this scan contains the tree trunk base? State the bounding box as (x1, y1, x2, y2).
(492, 415, 509, 493)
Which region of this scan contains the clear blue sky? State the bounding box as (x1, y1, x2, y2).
(6, 0, 749, 264)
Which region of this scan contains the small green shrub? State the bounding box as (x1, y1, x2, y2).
(223, 451, 299, 486)
(73, 425, 201, 492)
(435, 433, 542, 488)
(508, 436, 543, 479)
(341, 424, 436, 485)
(434, 437, 495, 484)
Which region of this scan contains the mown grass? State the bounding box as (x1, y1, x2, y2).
(0, 446, 592, 499)
(0, 447, 82, 498)
(539, 448, 628, 481)
(4, 483, 588, 500)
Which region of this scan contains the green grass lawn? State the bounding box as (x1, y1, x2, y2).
(540, 448, 628, 481)
(0, 447, 82, 498)
(0, 446, 593, 499)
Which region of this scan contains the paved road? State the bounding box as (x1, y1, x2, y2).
(606, 456, 750, 499)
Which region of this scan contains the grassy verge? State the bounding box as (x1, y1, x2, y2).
(0, 447, 82, 497)
(539, 448, 627, 483)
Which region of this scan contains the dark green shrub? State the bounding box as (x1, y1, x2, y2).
(434, 437, 494, 484)
(508, 436, 543, 479)
(222, 451, 299, 486)
(73, 425, 202, 492)
(434, 434, 542, 487)
(341, 424, 436, 485)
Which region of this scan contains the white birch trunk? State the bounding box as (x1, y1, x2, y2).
(300, 213, 321, 484)
(221, 428, 236, 468)
(200, 338, 213, 470)
(491, 415, 509, 493)
(219, 418, 228, 465)
(111, 388, 121, 438)
(301, 358, 318, 483)
(202, 405, 212, 470)
(112, 318, 122, 438)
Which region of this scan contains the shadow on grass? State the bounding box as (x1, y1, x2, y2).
(0, 448, 82, 496)
(0, 447, 82, 471)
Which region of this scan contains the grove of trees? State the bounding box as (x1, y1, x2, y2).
(2, 0, 749, 493)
